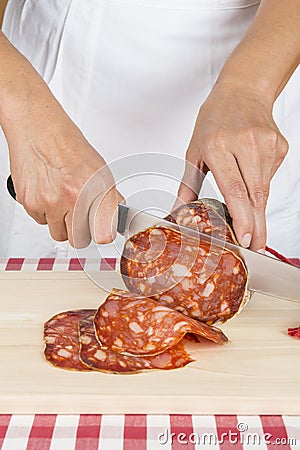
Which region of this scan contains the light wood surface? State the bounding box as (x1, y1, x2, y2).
(0, 270, 299, 414)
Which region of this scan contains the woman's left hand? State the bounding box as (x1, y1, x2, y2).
(175, 82, 289, 252)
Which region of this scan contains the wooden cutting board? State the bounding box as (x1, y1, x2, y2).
(0, 270, 299, 414)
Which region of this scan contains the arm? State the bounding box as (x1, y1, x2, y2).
(219, 0, 300, 101)
(0, 31, 118, 247)
(176, 0, 300, 251)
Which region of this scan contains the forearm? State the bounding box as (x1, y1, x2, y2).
(0, 31, 66, 147)
(215, 0, 300, 105)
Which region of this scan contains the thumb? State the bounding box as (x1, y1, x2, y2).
(89, 186, 118, 244)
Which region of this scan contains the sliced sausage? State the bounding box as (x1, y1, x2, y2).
(121, 226, 249, 324)
(94, 289, 228, 356)
(79, 312, 193, 373)
(44, 309, 95, 371)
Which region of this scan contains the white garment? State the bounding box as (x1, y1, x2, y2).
(0, 0, 299, 257)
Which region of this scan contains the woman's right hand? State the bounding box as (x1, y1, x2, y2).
(9, 120, 120, 249)
(0, 32, 119, 248)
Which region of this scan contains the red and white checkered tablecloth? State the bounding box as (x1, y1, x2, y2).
(0, 257, 118, 272)
(1, 258, 300, 450)
(0, 414, 300, 450)
(1, 257, 299, 272)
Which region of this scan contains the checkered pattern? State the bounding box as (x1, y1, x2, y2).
(1, 415, 300, 450)
(0, 258, 118, 272)
(1, 259, 300, 449)
(0, 256, 299, 272)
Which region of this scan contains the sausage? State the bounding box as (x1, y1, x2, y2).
(44, 288, 228, 373)
(79, 312, 193, 373)
(165, 198, 237, 244)
(121, 225, 250, 324)
(44, 307, 194, 373)
(44, 309, 95, 371)
(94, 289, 228, 356)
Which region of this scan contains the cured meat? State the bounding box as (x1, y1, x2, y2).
(44, 309, 95, 371)
(165, 198, 237, 244)
(44, 307, 194, 373)
(79, 312, 193, 373)
(121, 226, 199, 295)
(44, 288, 228, 373)
(94, 290, 228, 356)
(121, 225, 250, 324)
(288, 326, 300, 339)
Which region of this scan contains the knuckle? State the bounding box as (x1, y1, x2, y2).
(25, 207, 46, 224)
(253, 126, 277, 145)
(247, 127, 279, 152)
(203, 132, 226, 152)
(248, 186, 266, 209)
(93, 231, 115, 245)
(227, 179, 248, 200)
(42, 193, 58, 210)
(264, 129, 279, 149)
(49, 230, 67, 242)
(61, 182, 80, 205)
(23, 197, 41, 220)
(242, 128, 257, 148)
(35, 216, 47, 225)
(263, 186, 270, 200)
(278, 138, 289, 159)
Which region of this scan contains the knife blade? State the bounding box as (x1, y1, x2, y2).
(118, 203, 300, 302)
(6, 175, 300, 302)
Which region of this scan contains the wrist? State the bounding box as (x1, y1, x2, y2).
(212, 72, 276, 111)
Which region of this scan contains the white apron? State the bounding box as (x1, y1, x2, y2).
(1, 0, 299, 257)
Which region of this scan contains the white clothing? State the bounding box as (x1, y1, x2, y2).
(0, 0, 299, 257)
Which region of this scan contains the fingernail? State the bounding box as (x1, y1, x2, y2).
(257, 248, 265, 254)
(241, 233, 251, 248)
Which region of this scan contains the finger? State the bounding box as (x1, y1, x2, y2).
(207, 152, 254, 247)
(46, 214, 68, 242)
(251, 209, 267, 253)
(89, 187, 118, 244)
(240, 149, 268, 252)
(66, 185, 92, 249)
(22, 203, 47, 225)
(29, 212, 47, 226)
(173, 157, 207, 211)
(66, 208, 92, 249)
(252, 133, 288, 252)
(233, 149, 268, 252)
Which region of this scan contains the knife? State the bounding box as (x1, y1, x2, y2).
(7, 175, 300, 301)
(117, 203, 300, 302)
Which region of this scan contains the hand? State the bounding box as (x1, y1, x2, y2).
(175, 83, 288, 252)
(6, 93, 121, 248)
(0, 32, 120, 248)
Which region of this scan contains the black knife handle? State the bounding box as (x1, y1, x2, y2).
(7, 175, 16, 200)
